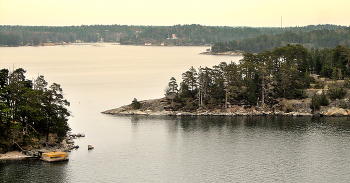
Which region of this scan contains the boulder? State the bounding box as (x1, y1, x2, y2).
(66, 139, 74, 144)
(320, 107, 348, 116)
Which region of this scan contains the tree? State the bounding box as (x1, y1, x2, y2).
(327, 82, 346, 100)
(34, 75, 48, 91)
(0, 68, 71, 148)
(310, 93, 321, 111)
(310, 92, 329, 112)
(165, 77, 178, 96)
(182, 66, 198, 91)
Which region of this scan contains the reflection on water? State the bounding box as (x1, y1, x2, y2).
(2, 116, 350, 182)
(2, 45, 350, 182)
(130, 115, 350, 134)
(0, 159, 68, 182)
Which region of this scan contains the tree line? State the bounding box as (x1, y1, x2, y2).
(0, 68, 70, 152)
(165, 44, 350, 111)
(211, 27, 350, 53)
(0, 24, 345, 46)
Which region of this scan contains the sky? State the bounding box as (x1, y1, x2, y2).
(0, 0, 349, 27)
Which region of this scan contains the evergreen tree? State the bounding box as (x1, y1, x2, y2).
(0, 68, 71, 148)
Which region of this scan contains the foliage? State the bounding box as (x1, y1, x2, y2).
(211, 27, 350, 53)
(165, 44, 349, 111)
(167, 44, 323, 111)
(310, 94, 321, 111)
(0, 24, 347, 46)
(0, 68, 70, 150)
(327, 82, 347, 100)
(131, 98, 141, 109)
(319, 92, 330, 106)
(165, 77, 178, 97)
(344, 78, 350, 88)
(310, 91, 330, 111)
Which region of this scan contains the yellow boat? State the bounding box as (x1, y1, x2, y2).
(41, 151, 69, 162)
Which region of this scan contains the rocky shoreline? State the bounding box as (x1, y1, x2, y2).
(0, 133, 83, 161)
(101, 97, 350, 117)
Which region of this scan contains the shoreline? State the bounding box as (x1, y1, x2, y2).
(2, 42, 212, 48)
(200, 51, 244, 56)
(0, 151, 32, 161)
(101, 98, 350, 117)
(0, 134, 80, 160)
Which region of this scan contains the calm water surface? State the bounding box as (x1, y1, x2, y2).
(1, 44, 350, 182)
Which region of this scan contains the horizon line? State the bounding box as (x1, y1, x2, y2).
(0, 23, 348, 28)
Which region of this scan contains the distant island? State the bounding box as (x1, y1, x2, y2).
(103, 44, 350, 117)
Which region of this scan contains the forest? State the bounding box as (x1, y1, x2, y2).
(0, 24, 346, 46)
(0, 68, 70, 152)
(165, 44, 350, 111)
(211, 27, 350, 53)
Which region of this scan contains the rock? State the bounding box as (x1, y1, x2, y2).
(320, 107, 348, 116)
(66, 139, 74, 144)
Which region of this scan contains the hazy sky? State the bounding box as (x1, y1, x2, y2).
(1, 0, 349, 27)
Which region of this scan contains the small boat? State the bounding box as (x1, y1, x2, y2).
(41, 151, 69, 162)
(88, 145, 94, 150)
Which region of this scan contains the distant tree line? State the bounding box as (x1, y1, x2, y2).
(211, 27, 350, 53)
(0, 24, 346, 46)
(0, 68, 70, 152)
(166, 44, 350, 111)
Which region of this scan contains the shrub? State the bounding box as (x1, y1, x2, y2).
(310, 93, 321, 111)
(344, 78, 350, 88)
(319, 92, 329, 106)
(131, 98, 141, 109)
(310, 92, 329, 111)
(327, 83, 346, 100)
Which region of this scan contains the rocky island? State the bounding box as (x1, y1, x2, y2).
(103, 44, 350, 118)
(102, 94, 350, 117)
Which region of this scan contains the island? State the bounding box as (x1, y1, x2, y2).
(0, 68, 77, 157)
(103, 44, 350, 117)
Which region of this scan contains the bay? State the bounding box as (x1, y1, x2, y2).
(1, 44, 350, 182)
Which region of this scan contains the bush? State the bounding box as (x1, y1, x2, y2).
(327, 83, 346, 100)
(310, 92, 329, 111)
(131, 98, 141, 109)
(310, 94, 321, 111)
(344, 78, 350, 88)
(319, 92, 329, 106)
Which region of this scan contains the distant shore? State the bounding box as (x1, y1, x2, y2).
(200, 51, 244, 56)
